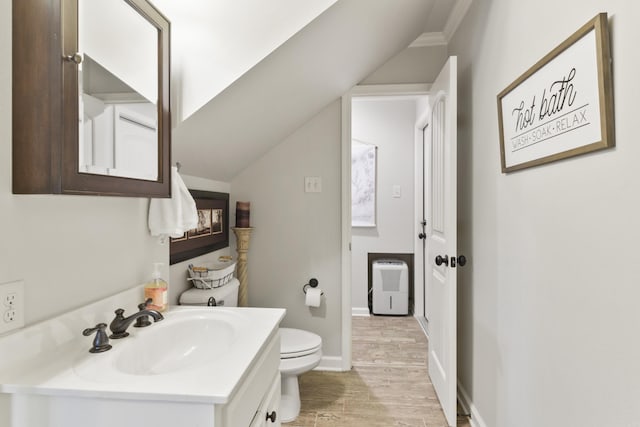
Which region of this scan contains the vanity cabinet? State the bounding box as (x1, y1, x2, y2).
(222, 331, 281, 427)
(12, 0, 171, 197)
(249, 375, 281, 427)
(5, 330, 281, 427)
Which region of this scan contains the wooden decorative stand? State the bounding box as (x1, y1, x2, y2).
(232, 227, 253, 307)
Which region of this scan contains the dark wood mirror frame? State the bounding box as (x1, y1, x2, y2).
(12, 0, 171, 197)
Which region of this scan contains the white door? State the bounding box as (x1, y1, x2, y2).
(426, 56, 458, 427)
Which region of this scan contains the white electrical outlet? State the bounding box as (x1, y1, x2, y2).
(0, 280, 25, 334)
(4, 292, 17, 307)
(4, 310, 16, 322)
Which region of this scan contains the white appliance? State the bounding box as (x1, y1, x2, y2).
(372, 260, 408, 315)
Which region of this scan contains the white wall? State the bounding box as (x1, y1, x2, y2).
(225, 40, 444, 365)
(152, 0, 337, 124)
(230, 101, 342, 359)
(350, 98, 417, 311)
(0, 0, 165, 327)
(450, 1, 640, 426)
(361, 45, 448, 85)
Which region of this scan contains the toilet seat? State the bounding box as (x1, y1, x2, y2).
(280, 328, 322, 359)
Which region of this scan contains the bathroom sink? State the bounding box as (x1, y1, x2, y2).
(0, 289, 285, 407)
(115, 311, 236, 375)
(73, 307, 248, 382)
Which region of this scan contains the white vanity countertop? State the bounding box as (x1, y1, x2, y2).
(0, 288, 285, 404)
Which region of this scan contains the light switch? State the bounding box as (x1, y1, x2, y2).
(392, 185, 402, 198)
(304, 177, 322, 193)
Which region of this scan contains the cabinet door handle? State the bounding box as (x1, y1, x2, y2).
(266, 411, 277, 423)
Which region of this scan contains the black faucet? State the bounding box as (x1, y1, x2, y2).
(109, 307, 164, 339)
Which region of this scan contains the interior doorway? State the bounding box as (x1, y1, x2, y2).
(341, 58, 459, 425)
(339, 84, 430, 371)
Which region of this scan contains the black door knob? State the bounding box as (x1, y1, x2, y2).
(418, 233, 426, 240)
(435, 255, 449, 266)
(451, 255, 468, 268)
(266, 411, 277, 423)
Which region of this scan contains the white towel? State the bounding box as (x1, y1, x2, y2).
(148, 167, 198, 239)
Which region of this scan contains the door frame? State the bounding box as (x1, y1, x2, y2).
(340, 83, 430, 370)
(415, 108, 431, 330)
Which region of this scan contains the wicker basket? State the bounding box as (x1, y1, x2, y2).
(187, 262, 236, 289)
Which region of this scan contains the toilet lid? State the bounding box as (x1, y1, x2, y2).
(280, 328, 322, 358)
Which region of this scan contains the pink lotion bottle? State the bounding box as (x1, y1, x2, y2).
(144, 262, 168, 312)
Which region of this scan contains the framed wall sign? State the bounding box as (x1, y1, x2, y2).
(169, 190, 229, 265)
(497, 13, 614, 173)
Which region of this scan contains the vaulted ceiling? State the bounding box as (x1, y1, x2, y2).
(155, 0, 469, 181)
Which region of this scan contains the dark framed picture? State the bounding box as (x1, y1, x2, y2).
(170, 190, 229, 265)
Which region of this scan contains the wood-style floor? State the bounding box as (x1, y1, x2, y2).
(289, 315, 471, 427)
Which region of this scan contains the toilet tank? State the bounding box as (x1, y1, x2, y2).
(179, 278, 240, 307)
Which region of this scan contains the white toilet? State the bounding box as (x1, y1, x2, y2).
(279, 327, 322, 423)
(179, 278, 323, 423)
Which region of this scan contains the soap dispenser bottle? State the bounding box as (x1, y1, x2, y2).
(144, 262, 168, 312)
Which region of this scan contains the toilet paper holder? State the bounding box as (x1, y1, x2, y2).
(303, 278, 323, 295)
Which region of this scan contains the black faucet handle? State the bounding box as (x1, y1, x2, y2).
(82, 323, 112, 353)
(134, 298, 155, 328)
(138, 298, 153, 311)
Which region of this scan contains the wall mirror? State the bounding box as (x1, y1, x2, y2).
(12, 0, 170, 197)
(78, 1, 159, 181)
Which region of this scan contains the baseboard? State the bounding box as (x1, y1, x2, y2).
(351, 307, 370, 316)
(314, 356, 344, 372)
(414, 314, 428, 337)
(457, 381, 488, 427)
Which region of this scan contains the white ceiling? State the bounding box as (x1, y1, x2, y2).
(167, 0, 469, 181)
(151, 0, 338, 124)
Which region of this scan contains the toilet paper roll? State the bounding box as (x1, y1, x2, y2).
(305, 287, 322, 307)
